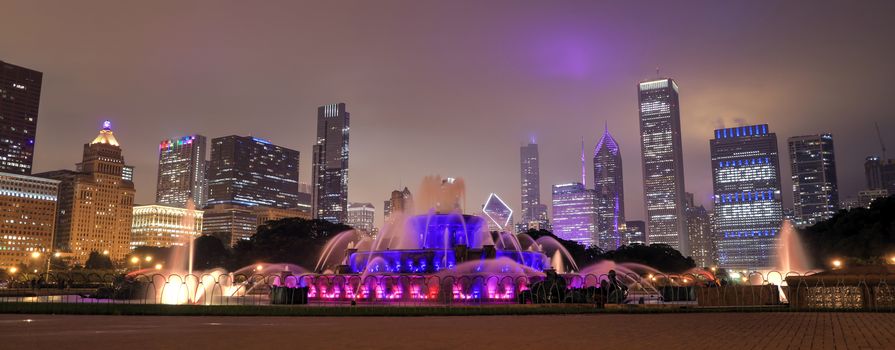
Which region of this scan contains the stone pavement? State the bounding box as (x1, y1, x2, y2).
(1, 312, 893, 349)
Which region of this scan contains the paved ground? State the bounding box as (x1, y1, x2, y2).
(1, 312, 894, 349)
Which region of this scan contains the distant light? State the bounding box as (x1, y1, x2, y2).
(9, 267, 17, 273)
(102, 250, 109, 255)
(102, 120, 112, 130)
(255, 264, 263, 271)
(832, 259, 843, 269)
(154, 264, 163, 270)
(130, 256, 140, 264)
(30, 252, 41, 259)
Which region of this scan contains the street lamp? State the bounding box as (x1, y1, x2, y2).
(154, 263, 163, 270)
(130, 256, 141, 270)
(144, 256, 152, 263)
(9, 267, 17, 274)
(832, 259, 843, 269)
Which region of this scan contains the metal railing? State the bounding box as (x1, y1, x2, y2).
(2, 271, 894, 311)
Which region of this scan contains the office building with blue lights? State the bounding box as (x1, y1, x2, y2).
(788, 134, 839, 227)
(207, 135, 300, 209)
(551, 182, 599, 246)
(711, 124, 784, 269)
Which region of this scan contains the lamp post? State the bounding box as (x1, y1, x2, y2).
(130, 256, 141, 270)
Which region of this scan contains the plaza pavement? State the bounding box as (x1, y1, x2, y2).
(1, 312, 893, 349)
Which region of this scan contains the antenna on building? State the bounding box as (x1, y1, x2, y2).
(656, 65, 660, 78)
(876, 122, 887, 160)
(580, 137, 586, 187)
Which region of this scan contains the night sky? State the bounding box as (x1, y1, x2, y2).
(3, 1, 893, 226)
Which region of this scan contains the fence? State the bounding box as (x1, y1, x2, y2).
(2, 270, 894, 311)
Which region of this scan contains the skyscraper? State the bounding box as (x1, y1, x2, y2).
(207, 135, 300, 209)
(593, 125, 625, 251)
(312, 103, 350, 224)
(638, 78, 688, 255)
(37, 121, 136, 265)
(346, 202, 376, 233)
(865, 156, 883, 190)
(520, 142, 548, 230)
(711, 124, 784, 269)
(0, 60, 42, 174)
(788, 134, 839, 227)
(482, 193, 513, 232)
(156, 135, 207, 208)
(551, 183, 599, 246)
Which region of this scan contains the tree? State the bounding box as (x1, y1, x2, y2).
(84, 251, 115, 270)
(523, 229, 604, 266)
(598, 243, 696, 273)
(231, 218, 352, 271)
(521, 229, 694, 272)
(802, 195, 895, 266)
(193, 235, 231, 270)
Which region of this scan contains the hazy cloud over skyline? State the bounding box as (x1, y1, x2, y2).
(3, 0, 894, 225)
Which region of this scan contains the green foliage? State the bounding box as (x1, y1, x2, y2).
(599, 244, 695, 273)
(193, 235, 231, 270)
(802, 196, 895, 265)
(522, 229, 694, 273)
(84, 251, 115, 270)
(231, 218, 352, 270)
(523, 229, 604, 266)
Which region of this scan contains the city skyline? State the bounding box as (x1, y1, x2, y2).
(3, 1, 894, 228)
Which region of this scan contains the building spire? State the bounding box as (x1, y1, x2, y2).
(581, 137, 586, 186)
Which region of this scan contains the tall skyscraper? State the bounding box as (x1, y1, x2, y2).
(312, 103, 350, 224)
(0, 60, 42, 174)
(346, 202, 376, 233)
(711, 124, 784, 269)
(638, 78, 688, 255)
(207, 135, 300, 209)
(551, 183, 599, 246)
(593, 125, 625, 251)
(156, 135, 207, 208)
(0, 173, 59, 269)
(788, 134, 839, 227)
(865, 156, 883, 190)
(520, 142, 548, 230)
(37, 121, 136, 265)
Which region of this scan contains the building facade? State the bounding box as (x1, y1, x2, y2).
(638, 78, 688, 255)
(384, 187, 413, 223)
(482, 193, 513, 232)
(622, 220, 646, 246)
(0, 60, 42, 175)
(156, 135, 207, 208)
(788, 134, 838, 227)
(711, 124, 784, 269)
(312, 103, 350, 224)
(551, 183, 599, 246)
(685, 201, 715, 268)
(37, 121, 136, 265)
(202, 204, 257, 247)
(0, 173, 59, 269)
(131, 205, 203, 248)
(593, 126, 625, 251)
(520, 142, 548, 230)
(346, 202, 376, 233)
(207, 135, 300, 208)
